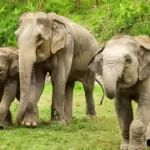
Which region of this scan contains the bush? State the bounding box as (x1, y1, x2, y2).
(0, 0, 149, 46)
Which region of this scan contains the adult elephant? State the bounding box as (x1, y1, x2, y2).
(15, 12, 100, 126)
(88, 35, 150, 150)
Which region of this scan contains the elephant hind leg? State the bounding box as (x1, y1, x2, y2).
(64, 81, 74, 122)
(82, 71, 96, 117)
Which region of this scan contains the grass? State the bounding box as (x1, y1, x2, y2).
(0, 82, 147, 150)
(0, 82, 121, 150)
(0, 82, 138, 150)
(0, 82, 148, 150)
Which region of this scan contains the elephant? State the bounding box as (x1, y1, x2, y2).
(88, 35, 150, 150)
(0, 47, 19, 128)
(0, 47, 48, 128)
(15, 12, 100, 126)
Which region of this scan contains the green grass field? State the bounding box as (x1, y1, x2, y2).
(0, 82, 140, 150)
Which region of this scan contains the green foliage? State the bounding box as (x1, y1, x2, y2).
(0, 0, 150, 46)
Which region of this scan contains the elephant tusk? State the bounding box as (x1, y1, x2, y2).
(95, 76, 105, 105)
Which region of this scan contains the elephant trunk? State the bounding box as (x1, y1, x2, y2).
(16, 42, 36, 125)
(103, 65, 121, 99)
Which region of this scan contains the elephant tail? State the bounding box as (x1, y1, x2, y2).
(95, 76, 105, 105)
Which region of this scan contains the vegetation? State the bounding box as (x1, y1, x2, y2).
(0, 0, 150, 46)
(0, 83, 124, 150)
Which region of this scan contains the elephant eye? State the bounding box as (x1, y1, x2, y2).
(36, 34, 43, 43)
(125, 55, 132, 64)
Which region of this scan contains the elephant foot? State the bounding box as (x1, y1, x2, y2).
(128, 143, 146, 150)
(0, 119, 12, 129)
(64, 114, 72, 123)
(120, 140, 129, 150)
(21, 120, 37, 127)
(0, 110, 12, 129)
(51, 109, 67, 124)
(21, 112, 38, 127)
(87, 115, 97, 119)
(86, 110, 96, 118)
(21, 104, 39, 127)
(0, 122, 4, 129)
(50, 119, 67, 125)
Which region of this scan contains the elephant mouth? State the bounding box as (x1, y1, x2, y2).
(118, 77, 135, 88)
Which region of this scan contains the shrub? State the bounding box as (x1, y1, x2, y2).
(0, 0, 149, 46)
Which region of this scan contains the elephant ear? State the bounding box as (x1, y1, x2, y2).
(88, 47, 104, 75)
(134, 35, 150, 80)
(49, 13, 67, 54)
(9, 50, 19, 77)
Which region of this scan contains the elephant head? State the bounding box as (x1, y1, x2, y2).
(0, 47, 18, 84)
(15, 12, 67, 124)
(89, 35, 150, 99)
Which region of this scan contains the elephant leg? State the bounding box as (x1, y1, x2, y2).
(64, 81, 74, 122)
(0, 79, 17, 129)
(21, 67, 46, 127)
(50, 45, 73, 124)
(83, 71, 96, 117)
(4, 110, 12, 126)
(51, 70, 66, 124)
(128, 105, 150, 149)
(115, 94, 133, 150)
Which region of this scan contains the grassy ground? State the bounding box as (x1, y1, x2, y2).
(0, 82, 140, 150)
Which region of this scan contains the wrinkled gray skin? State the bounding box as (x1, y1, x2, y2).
(15, 12, 99, 126)
(89, 35, 150, 150)
(0, 47, 19, 129)
(0, 47, 47, 128)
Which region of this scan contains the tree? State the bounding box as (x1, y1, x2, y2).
(76, 0, 99, 8)
(38, 0, 44, 10)
(76, 0, 81, 8)
(96, 0, 99, 6)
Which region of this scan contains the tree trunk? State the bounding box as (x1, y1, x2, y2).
(96, 0, 99, 6)
(38, 0, 44, 10)
(76, 0, 81, 8)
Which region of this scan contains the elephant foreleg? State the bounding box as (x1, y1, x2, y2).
(64, 81, 74, 122)
(129, 97, 150, 149)
(83, 71, 96, 117)
(21, 66, 46, 127)
(51, 46, 74, 123)
(115, 94, 133, 150)
(4, 110, 12, 126)
(0, 79, 17, 129)
(51, 67, 66, 124)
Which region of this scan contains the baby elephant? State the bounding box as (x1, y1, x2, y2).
(0, 47, 45, 129)
(89, 35, 150, 150)
(0, 47, 19, 128)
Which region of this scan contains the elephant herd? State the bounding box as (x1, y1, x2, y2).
(0, 11, 150, 150)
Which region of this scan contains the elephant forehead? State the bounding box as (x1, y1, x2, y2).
(20, 12, 47, 20)
(103, 45, 129, 57)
